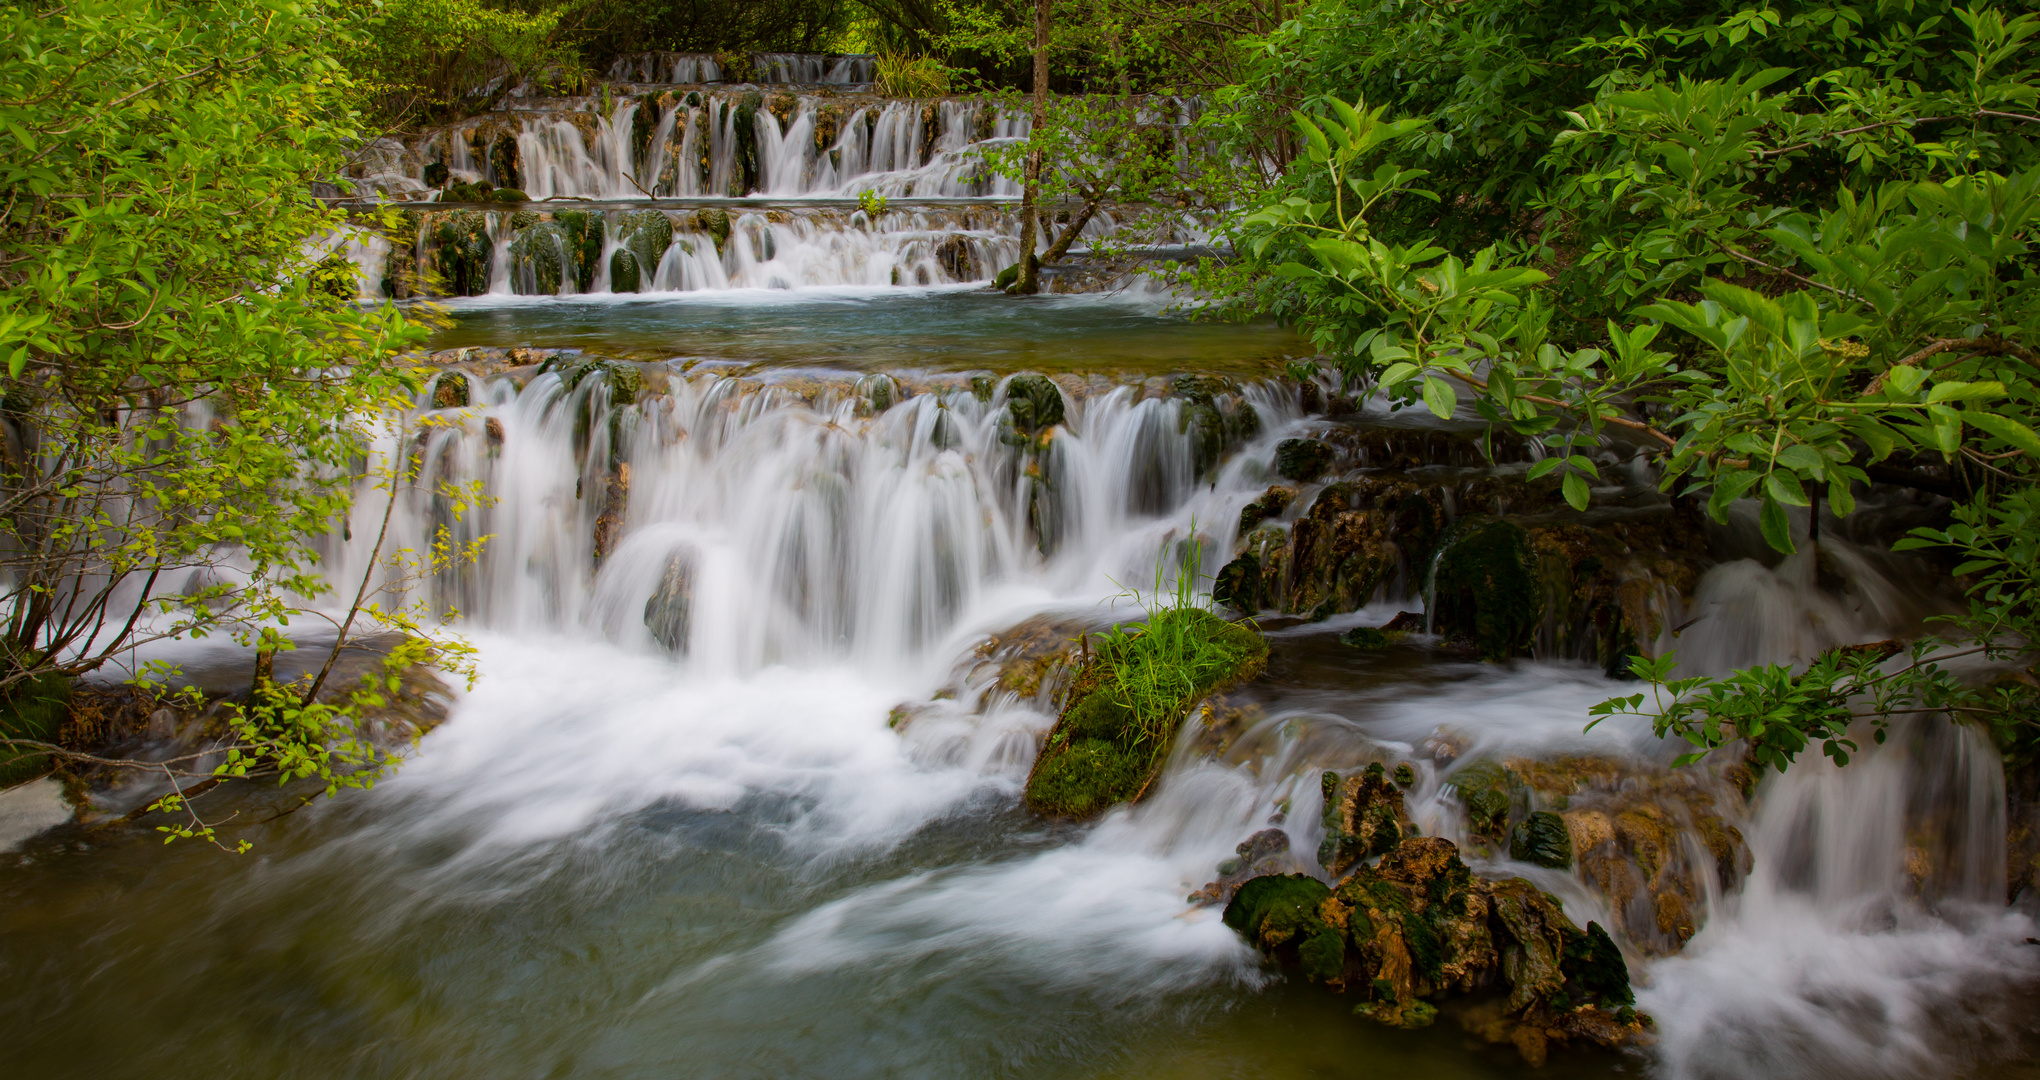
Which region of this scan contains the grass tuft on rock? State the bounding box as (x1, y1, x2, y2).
(1025, 567, 1267, 818)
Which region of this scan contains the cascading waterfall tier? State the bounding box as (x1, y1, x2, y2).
(339, 86, 1203, 297)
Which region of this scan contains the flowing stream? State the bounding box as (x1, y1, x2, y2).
(7, 55, 2040, 1079)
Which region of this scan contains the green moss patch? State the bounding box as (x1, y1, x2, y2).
(1429, 516, 1542, 660)
(0, 672, 72, 786)
(1024, 608, 1266, 817)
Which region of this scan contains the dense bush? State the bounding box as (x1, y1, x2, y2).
(1211, 2, 2040, 769)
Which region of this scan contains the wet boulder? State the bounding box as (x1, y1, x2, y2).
(1510, 810, 1574, 869)
(610, 209, 674, 294)
(1317, 763, 1410, 877)
(428, 210, 494, 296)
(1449, 760, 1515, 842)
(643, 549, 695, 654)
(1238, 485, 1296, 533)
(1190, 828, 1300, 906)
(1225, 835, 1650, 1061)
(1429, 516, 1541, 660)
(1274, 437, 1334, 481)
(1002, 373, 1065, 437)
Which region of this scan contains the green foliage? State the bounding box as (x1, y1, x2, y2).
(0, 0, 486, 846)
(349, 0, 582, 126)
(0, 672, 72, 786)
(1214, 4, 2040, 768)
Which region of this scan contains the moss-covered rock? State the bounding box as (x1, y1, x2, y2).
(1238, 485, 1296, 533)
(1339, 626, 1402, 649)
(1318, 763, 1410, 876)
(1430, 516, 1541, 660)
(1510, 810, 1574, 869)
(1024, 608, 1266, 818)
(1211, 553, 1263, 613)
(696, 207, 731, 252)
(1227, 835, 1648, 1061)
(1450, 760, 1516, 840)
(1274, 437, 1335, 481)
(489, 133, 520, 191)
(610, 209, 674, 293)
(1003, 373, 1065, 437)
(488, 188, 529, 202)
(428, 209, 494, 296)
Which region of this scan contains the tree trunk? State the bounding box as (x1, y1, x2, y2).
(1039, 197, 1102, 267)
(1013, 0, 1052, 295)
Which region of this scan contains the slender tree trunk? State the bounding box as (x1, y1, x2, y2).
(1039, 196, 1102, 266)
(1013, 0, 1052, 295)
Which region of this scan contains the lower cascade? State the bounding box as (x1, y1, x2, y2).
(11, 334, 2032, 1079)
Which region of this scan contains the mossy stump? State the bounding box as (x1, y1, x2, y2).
(1024, 609, 1266, 819)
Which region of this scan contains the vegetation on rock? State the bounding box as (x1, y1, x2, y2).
(1026, 586, 1267, 818)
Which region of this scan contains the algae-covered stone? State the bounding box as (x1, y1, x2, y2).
(1339, 626, 1401, 649)
(1003, 373, 1065, 436)
(1317, 764, 1409, 877)
(1212, 553, 1262, 613)
(1510, 810, 1574, 869)
(1430, 516, 1541, 660)
(429, 210, 494, 295)
(1450, 760, 1514, 839)
(1238, 485, 1296, 533)
(612, 209, 674, 294)
(488, 188, 529, 202)
(1274, 437, 1335, 481)
(1224, 832, 1649, 1063)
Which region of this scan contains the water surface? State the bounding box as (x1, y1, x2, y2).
(421, 287, 1309, 375)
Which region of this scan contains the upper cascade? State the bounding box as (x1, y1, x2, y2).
(599, 51, 877, 88)
(351, 91, 1036, 204)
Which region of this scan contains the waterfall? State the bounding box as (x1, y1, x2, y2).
(307, 365, 2035, 1075)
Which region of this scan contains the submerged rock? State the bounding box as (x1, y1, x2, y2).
(1338, 625, 1404, 649)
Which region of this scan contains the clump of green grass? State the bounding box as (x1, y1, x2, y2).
(1026, 540, 1267, 817)
(874, 54, 950, 98)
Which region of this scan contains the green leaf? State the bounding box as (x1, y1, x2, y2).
(1765, 470, 1810, 507)
(1759, 495, 1797, 554)
(1421, 376, 1456, 419)
(1962, 409, 2040, 455)
(1925, 380, 2004, 403)
(1562, 471, 1591, 511)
